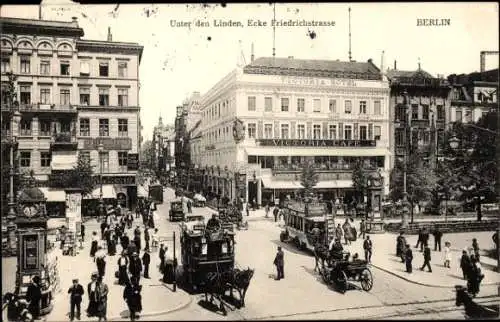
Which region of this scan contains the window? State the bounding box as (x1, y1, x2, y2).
(395, 128, 405, 146)
(20, 86, 31, 105)
(359, 101, 367, 114)
(297, 124, 305, 139)
(99, 62, 109, 76)
(280, 124, 289, 139)
(118, 119, 128, 137)
(264, 97, 273, 112)
(281, 98, 289, 112)
(247, 123, 256, 138)
(455, 110, 462, 122)
(423, 130, 430, 144)
(118, 88, 128, 107)
(374, 100, 381, 115)
(329, 125, 337, 139)
(464, 109, 472, 123)
(20, 56, 30, 74)
(100, 152, 109, 173)
(118, 62, 128, 77)
(39, 120, 51, 136)
(437, 105, 445, 120)
(40, 152, 51, 167)
(359, 125, 367, 140)
(99, 88, 109, 106)
(374, 126, 381, 140)
(313, 99, 321, 113)
(60, 61, 70, 75)
(20, 119, 31, 136)
(313, 124, 321, 139)
(60, 89, 71, 105)
(80, 61, 90, 76)
(80, 118, 90, 136)
(40, 60, 50, 75)
(99, 119, 109, 136)
(396, 105, 407, 122)
(247, 96, 256, 111)
(411, 104, 419, 120)
(329, 99, 336, 113)
(80, 87, 90, 105)
(264, 124, 273, 138)
(422, 104, 429, 120)
(118, 151, 128, 167)
(1, 57, 10, 73)
(40, 88, 51, 104)
(344, 125, 352, 140)
(20, 151, 31, 167)
(344, 100, 352, 114)
(297, 98, 305, 112)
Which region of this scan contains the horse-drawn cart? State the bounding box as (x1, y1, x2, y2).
(318, 251, 373, 293)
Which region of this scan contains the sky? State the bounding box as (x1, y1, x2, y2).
(1, 2, 499, 141)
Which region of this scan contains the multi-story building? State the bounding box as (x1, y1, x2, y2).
(152, 116, 175, 176)
(387, 62, 451, 167)
(190, 56, 392, 210)
(0, 17, 143, 218)
(447, 68, 498, 124)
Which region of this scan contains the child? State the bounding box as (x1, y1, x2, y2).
(443, 241, 451, 268)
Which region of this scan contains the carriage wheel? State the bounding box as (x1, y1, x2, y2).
(280, 232, 286, 242)
(335, 270, 348, 293)
(360, 268, 373, 291)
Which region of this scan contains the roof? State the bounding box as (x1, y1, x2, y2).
(243, 57, 382, 80)
(447, 69, 499, 85)
(0, 17, 84, 38)
(386, 69, 434, 79)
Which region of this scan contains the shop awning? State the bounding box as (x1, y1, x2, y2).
(138, 185, 148, 198)
(39, 187, 66, 202)
(245, 147, 390, 157)
(51, 153, 78, 170)
(261, 177, 303, 189)
(313, 180, 353, 189)
(84, 185, 117, 199)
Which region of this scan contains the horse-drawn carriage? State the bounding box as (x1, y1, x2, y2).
(316, 250, 373, 293)
(193, 193, 207, 207)
(219, 205, 248, 230)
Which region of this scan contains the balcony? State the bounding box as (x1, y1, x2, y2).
(50, 131, 78, 151)
(0, 131, 18, 147)
(18, 103, 78, 116)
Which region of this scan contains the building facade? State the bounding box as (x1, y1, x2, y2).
(0, 17, 143, 217)
(152, 116, 175, 176)
(190, 57, 392, 210)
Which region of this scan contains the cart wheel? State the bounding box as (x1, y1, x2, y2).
(360, 268, 373, 291)
(279, 232, 286, 242)
(335, 270, 348, 293)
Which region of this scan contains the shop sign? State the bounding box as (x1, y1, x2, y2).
(257, 139, 376, 147)
(82, 137, 132, 150)
(22, 234, 39, 270)
(127, 153, 139, 171)
(281, 76, 358, 87)
(101, 175, 136, 185)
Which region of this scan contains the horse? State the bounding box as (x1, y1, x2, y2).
(3, 292, 33, 322)
(203, 271, 233, 316)
(313, 244, 330, 272)
(455, 285, 499, 319)
(231, 268, 254, 308)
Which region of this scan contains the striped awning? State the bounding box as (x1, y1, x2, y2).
(39, 187, 66, 202)
(83, 185, 117, 199)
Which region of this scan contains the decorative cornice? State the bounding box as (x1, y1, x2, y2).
(244, 66, 380, 81)
(76, 40, 143, 61)
(76, 105, 140, 112)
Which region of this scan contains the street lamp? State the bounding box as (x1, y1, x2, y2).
(98, 143, 104, 219)
(7, 106, 21, 254)
(401, 89, 411, 229)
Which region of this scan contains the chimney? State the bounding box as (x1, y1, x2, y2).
(72, 16, 78, 23)
(367, 58, 372, 64)
(394, 60, 397, 70)
(251, 43, 255, 62)
(107, 27, 112, 42)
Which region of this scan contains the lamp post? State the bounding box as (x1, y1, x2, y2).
(98, 143, 104, 220)
(7, 105, 21, 254)
(401, 89, 411, 229)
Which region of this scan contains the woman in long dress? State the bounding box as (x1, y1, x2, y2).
(96, 276, 109, 321)
(90, 232, 99, 257)
(87, 273, 99, 317)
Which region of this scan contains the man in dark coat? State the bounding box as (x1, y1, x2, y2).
(142, 250, 151, 279)
(363, 235, 373, 263)
(144, 228, 150, 252)
(133, 226, 142, 251)
(100, 221, 107, 240)
(121, 233, 130, 252)
(159, 244, 166, 273)
(421, 228, 430, 251)
(420, 245, 432, 272)
(405, 244, 413, 273)
(273, 207, 279, 222)
(117, 252, 130, 286)
(460, 249, 471, 280)
(415, 228, 423, 250)
(68, 278, 84, 321)
(123, 277, 142, 321)
(273, 246, 284, 280)
(396, 232, 406, 262)
(26, 276, 42, 320)
(432, 227, 443, 252)
(129, 252, 142, 282)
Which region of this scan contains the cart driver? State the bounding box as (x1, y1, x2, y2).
(206, 214, 221, 231)
(310, 223, 322, 246)
(329, 237, 345, 261)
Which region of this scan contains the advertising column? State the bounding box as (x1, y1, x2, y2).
(65, 191, 82, 236)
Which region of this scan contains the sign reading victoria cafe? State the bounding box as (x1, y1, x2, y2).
(256, 139, 377, 147)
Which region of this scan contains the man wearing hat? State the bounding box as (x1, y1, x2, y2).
(129, 252, 143, 282)
(68, 278, 84, 321)
(26, 275, 42, 320)
(142, 249, 151, 279)
(273, 246, 284, 280)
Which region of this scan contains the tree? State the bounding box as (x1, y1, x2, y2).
(137, 140, 158, 185)
(351, 160, 371, 205)
(300, 161, 319, 199)
(67, 154, 96, 197)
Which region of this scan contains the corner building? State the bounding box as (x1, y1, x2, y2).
(191, 57, 392, 211)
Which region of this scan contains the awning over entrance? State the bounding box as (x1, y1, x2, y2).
(39, 187, 66, 202)
(84, 185, 117, 199)
(245, 147, 389, 157)
(314, 180, 353, 189)
(51, 153, 78, 170)
(261, 177, 302, 189)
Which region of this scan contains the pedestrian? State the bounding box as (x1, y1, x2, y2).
(95, 246, 107, 278)
(493, 231, 499, 250)
(116, 203, 122, 217)
(26, 275, 42, 320)
(432, 227, 443, 252)
(469, 255, 484, 297)
(187, 199, 192, 214)
(273, 206, 279, 222)
(135, 202, 141, 219)
(108, 229, 117, 256)
(96, 276, 108, 322)
(342, 218, 352, 245)
(273, 246, 284, 280)
(443, 241, 451, 268)
(460, 249, 472, 280)
(159, 244, 166, 273)
(117, 251, 130, 286)
(420, 244, 432, 272)
(421, 228, 430, 251)
(335, 224, 343, 241)
(405, 244, 413, 273)
(100, 221, 107, 240)
(144, 227, 150, 252)
(359, 219, 366, 239)
(142, 250, 151, 279)
(415, 228, 423, 250)
(81, 223, 86, 242)
(129, 252, 142, 283)
(363, 235, 373, 263)
(151, 228, 159, 249)
(265, 203, 270, 218)
(87, 273, 99, 318)
(133, 227, 142, 251)
(309, 223, 322, 247)
(396, 231, 406, 262)
(124, 276, 142, 321)
(121, 233, 130, 252)
(90, 232, 99, 257)
(246, 204, 250, 217)
(472, 238, 480, 262)
(68, 278, 84, 321)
